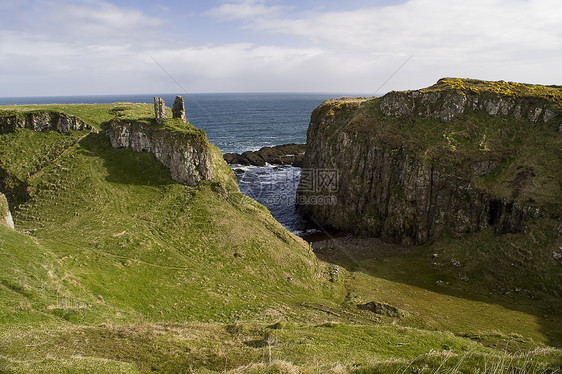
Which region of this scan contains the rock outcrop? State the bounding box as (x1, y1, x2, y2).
(0, 111, 92, 134)
(106, 121, 214, 186)
(0, 193, 14, 229)
(223, 144, 306, 167)
(172, 96, 187, 122)
(297, 78, 561, 245)
(380, 80, 559, 125)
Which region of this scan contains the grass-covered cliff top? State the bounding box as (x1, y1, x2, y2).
(422, 77, 562, 106)
(0, 102, 206, 137)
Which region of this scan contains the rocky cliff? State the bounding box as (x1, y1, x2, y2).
(106, 120, 215, 186)
(0, 111, 93, 134)
(0, 193, 14, 229)
(297, 78, 561, 245)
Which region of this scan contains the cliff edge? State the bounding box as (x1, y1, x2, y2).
(297, 78, 562, 245)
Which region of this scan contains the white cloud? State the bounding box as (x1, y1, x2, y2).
(207, 0, 289, 21)
(223, 0, 562, 89)
(254, 0, 562, 56)
(147, 44, 330, 92)
(2, 0, 165, 47)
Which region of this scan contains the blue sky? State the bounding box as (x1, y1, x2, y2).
(1, 0, 561, 96)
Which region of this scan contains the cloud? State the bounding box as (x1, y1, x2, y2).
(1, 0, 164, 46)
(215, 0, 562, 89)
(1, 0, 561, 96)
(251, 0, 562, 56)
(63, 1, 163, 30)
(206, 0, 289, 21)
(148, 44, 330, 91)
(0, 0, 168, 96)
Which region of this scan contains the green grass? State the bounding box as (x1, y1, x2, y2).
(1, 322, 560, 373)
(0, 225, 109, 326)
(5, 129, 334, 324)
(1, 103, 561, 373)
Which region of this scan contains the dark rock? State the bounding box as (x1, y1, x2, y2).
(223, 153, 250, 166)
(471, 160, 497, 176)
(241, 151, 266, 166)
(223, 143, 306, 167)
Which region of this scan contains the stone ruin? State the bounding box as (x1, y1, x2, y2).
(172, 96, 186, 122)
(153, 96, 187, 124)
(154, 97, 167, 124)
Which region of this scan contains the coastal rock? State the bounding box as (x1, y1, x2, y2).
(297, 78, 559, 245)
(0, 193, 14, 229)
(106, 120, 214, 186)
(241, 151, 266, 167)
(0, 111, 92, 134)
(154, 97, 167, 124)
(172, 96, 186, 122)
(223, 143, 306, 167)
(223, 153, 251, 166)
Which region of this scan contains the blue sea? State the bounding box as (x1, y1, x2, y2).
(0, 92, 356, 233)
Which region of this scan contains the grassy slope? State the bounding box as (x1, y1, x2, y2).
(1, 102, 561, 372)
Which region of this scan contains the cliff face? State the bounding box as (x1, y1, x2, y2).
(106, 120, 215, 186)
(297, 78, 561, 245)
(0, 111, 92, 134)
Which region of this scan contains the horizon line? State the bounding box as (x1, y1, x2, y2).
(0, 91, 379, 100)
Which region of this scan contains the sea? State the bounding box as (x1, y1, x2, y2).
(0, 93, 359, 234)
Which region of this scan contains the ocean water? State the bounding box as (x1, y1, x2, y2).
(234, 164, 315, 234)
(0, 92, 353, 233)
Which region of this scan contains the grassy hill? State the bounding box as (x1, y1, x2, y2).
(0, 101, 561, 373)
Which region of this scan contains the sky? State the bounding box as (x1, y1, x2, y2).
(1, 0, 561, 96)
